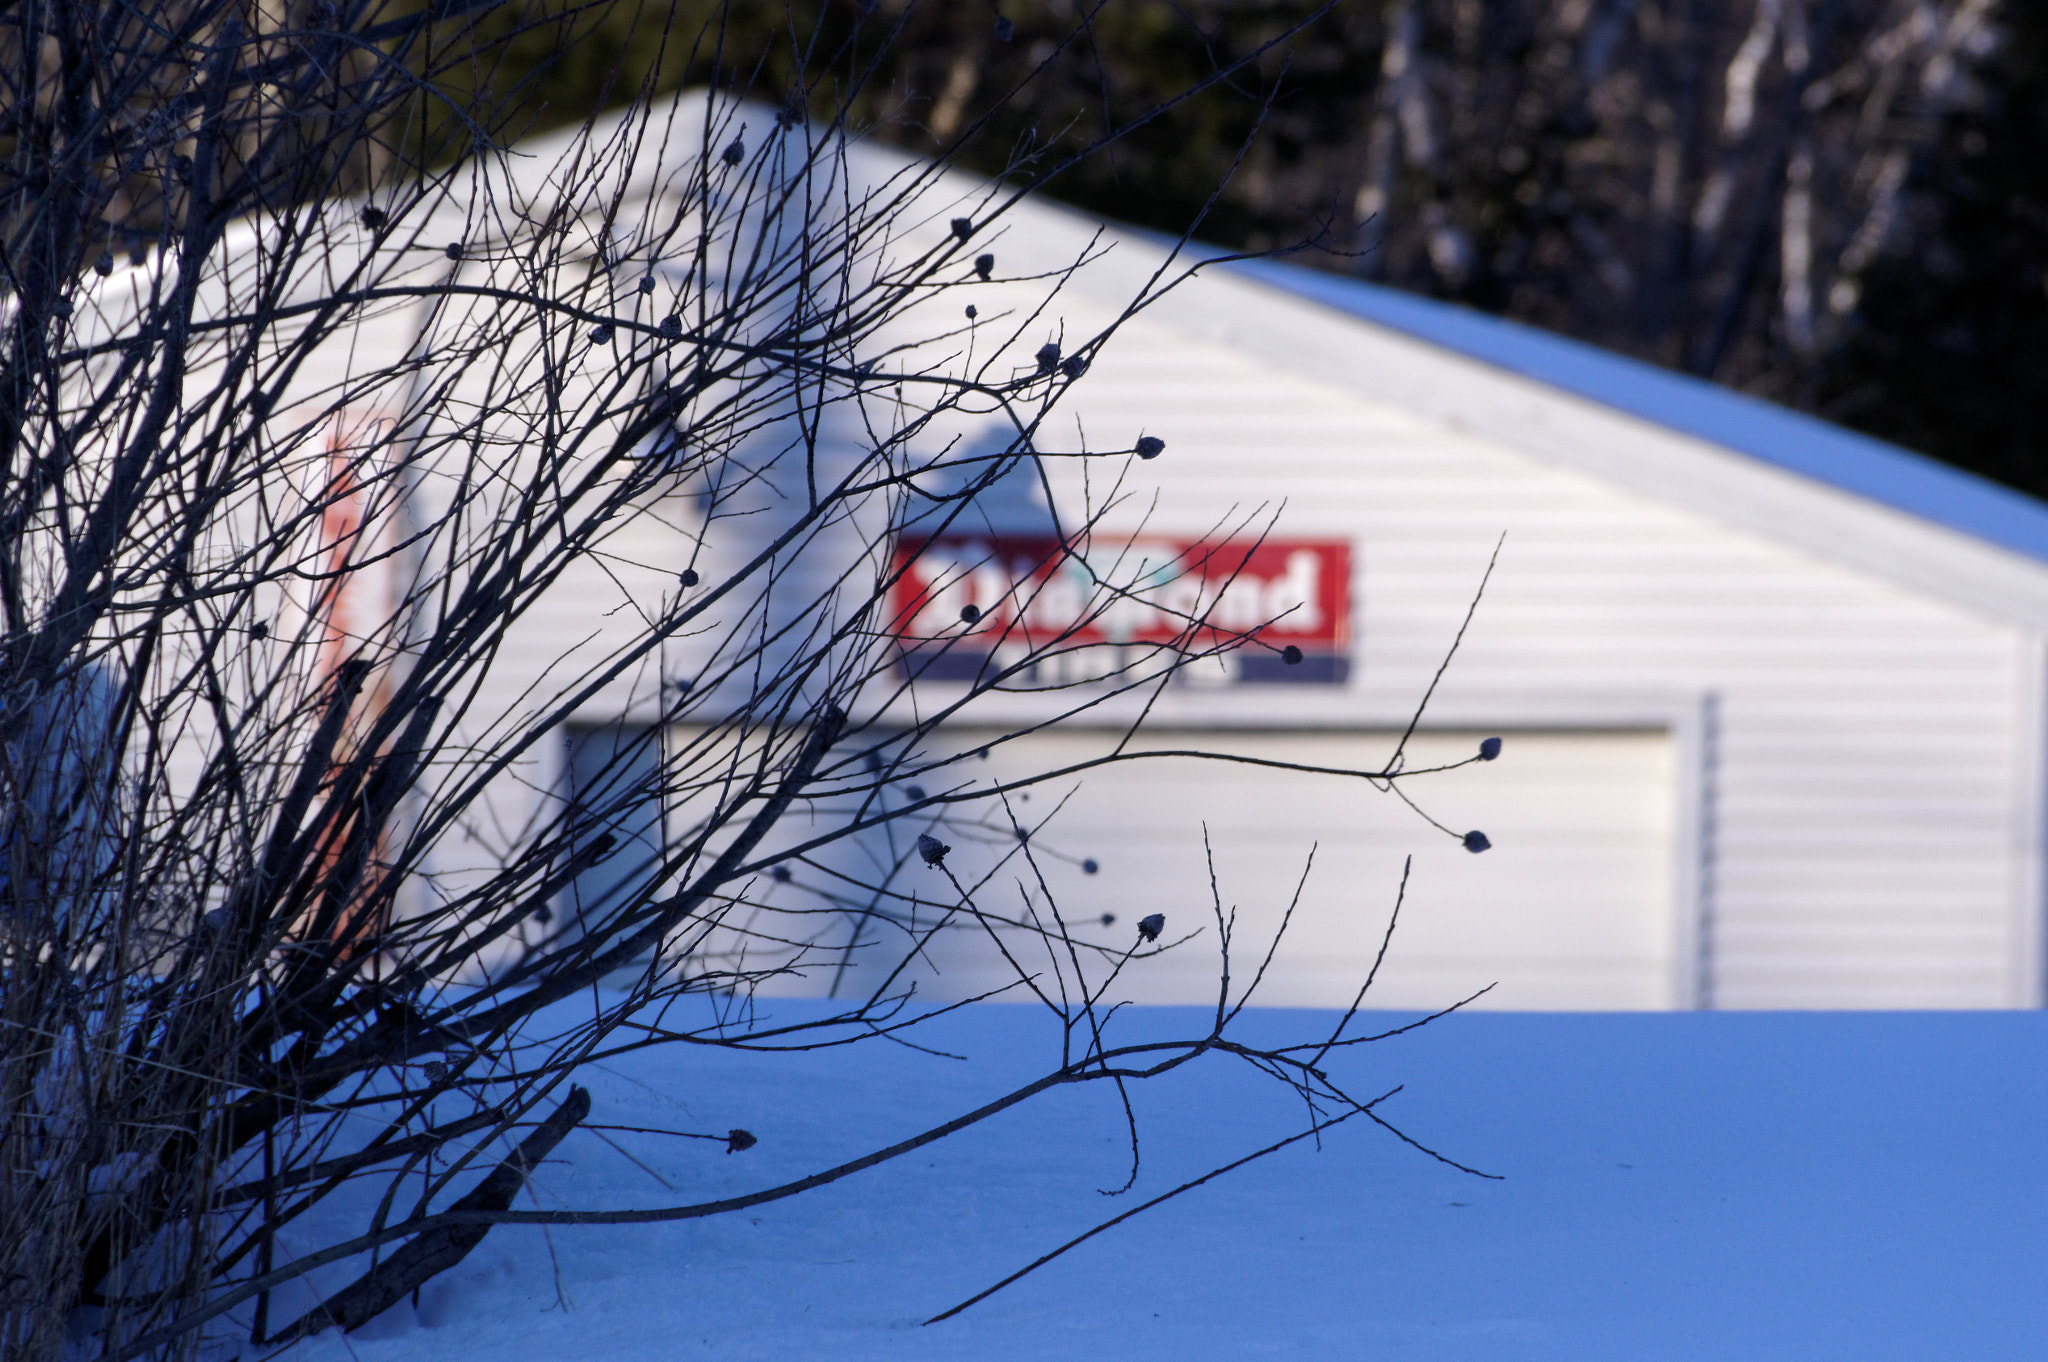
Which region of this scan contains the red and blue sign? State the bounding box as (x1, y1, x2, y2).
(888, 535, 1352, 685)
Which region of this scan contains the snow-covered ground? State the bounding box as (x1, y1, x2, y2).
(254, 1001, 2048, 1361)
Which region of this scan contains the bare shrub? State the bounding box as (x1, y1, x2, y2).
(0, 4, 1494, 1357)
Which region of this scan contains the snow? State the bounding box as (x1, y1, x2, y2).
(250, 1001, 2048, 1362)
(1224, 257, 2048, 568)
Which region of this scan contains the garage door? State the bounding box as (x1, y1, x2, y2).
(875, 727, 1682, 1012)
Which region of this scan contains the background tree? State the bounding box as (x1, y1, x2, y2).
(495, 1, 2045, 496)
(1830, 1, 2048, 497)
(0, 3, 1491, 1359)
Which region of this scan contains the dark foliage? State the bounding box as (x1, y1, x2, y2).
(1826, 2, 2048, 497)
(490, 0, 2046, 495)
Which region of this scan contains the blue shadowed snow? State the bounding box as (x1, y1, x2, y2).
(261, 1000, 2048, 1362)
(1227, 257, 2048, 567)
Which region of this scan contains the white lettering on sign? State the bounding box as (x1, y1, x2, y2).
(889, 535, 1351, 685)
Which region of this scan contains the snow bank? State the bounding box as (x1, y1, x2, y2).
(250, 1003, 2048, 1361)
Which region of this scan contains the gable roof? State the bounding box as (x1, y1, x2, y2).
(1228, 258, 2048, 571)
(498, 101, 2048, 591)
(352, 100, 2048, 630)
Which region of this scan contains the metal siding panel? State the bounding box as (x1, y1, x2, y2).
(866, 729, 1678, 1012)
(450, 238, 2041, 1010)
(1018, 301, 2037, 1008)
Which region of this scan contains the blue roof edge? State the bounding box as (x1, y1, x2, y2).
(1223, 255, 2048, 568)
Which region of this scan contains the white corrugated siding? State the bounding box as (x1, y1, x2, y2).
(429, 247, 2044, 1009)
(340, 136, 2047, 1010)
(876, 727, 1678, 1012)
(1012, 289, 2040, 1008)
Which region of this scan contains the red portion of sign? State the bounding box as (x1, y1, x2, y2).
(887, 535, 1352, 683)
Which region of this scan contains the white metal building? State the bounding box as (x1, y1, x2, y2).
(278, 106, 2048, 1012)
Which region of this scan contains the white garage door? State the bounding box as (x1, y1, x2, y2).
(883, 727, 1682, 1012)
